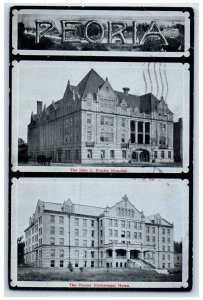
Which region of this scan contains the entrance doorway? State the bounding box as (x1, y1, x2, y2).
(130, 249, 141, 259)
(131, 150, 150, 162)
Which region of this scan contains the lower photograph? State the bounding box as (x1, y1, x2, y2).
(10, 177, 190, 290)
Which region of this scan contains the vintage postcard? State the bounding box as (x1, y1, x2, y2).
(10, 178, 190, 290)
(11, 7, 192, 58)
(12, 60, 190, 173)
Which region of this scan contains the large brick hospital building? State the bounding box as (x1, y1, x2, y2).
(27, 69, 174, 164)
(24, 195, 174, 269)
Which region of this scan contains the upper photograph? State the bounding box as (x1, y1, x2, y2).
(11, 60, 190, 173)
(11, 7, 192, 58)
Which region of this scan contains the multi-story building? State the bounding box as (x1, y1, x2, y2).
(24, 195, 174, 269)
(27, 69, 174, 164)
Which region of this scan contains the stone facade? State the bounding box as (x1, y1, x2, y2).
(24, 195, 174, 270)
(27, 69, 174, 164)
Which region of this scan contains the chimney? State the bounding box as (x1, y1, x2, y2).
(123, 87, 130, 95)
(37, 101, 43, 115)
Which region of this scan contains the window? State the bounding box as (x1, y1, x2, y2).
(75, 239, 79, 246)
(59, 216, 64, 224)
(167, 237, 170, 243)
(87, 131, 92, 142)
(91, 240, 95, 247)
(101, 251, 103, 258)
(114, 230, 118, 237)
(152, 227, 155, 234)
(122, 118, 125, 127)
(39, 216, 42, 225)
(167, 229, 170, 235)
(114, 220, 118, 227)
(168, 254, 170, 260)
(121, 231, 125, 238)
(59, 238, 64, 245)
(109, 219, 112, 226)
(75, 261, 79, 267)
(50, 215, 55, 223)
(75, 250, 79, 258)
(152, 236, 155, 242)
(138, 121, 144, 144)
(91, 220, 94, 227)
(168, 151, 171, 159)
(50, 249, 55, 257)
(134, 222, 137, 229)
(109, 229, 112, 237)
(75, 229, 79, 236)
(75, 149, 79, 160)
(138, 223, 142, 230)
(35, 224, 38, 232)
(126, 221, 130, 229)
(83, 219, 87, 227)
(75, 218, 79, 226)
(162, 228, 165, 235)
(100, 220, 103, 226)
(147, 235, 150, 242)
(91, 261, 94, 268)
(59, 227, 64, 235)
(138, 232, 142, 239)
(121, 220, 125, 228)
(83, 240, 87, 247)
(87, 114, 92, 125)
(101, 150, 105, 159)
(126, 231, 130, 238)
(32, 227, 34, 234)
(83, 251, 87, 258)
(167, 246, 170, 251)
(91, 230, 95, 237)
(162, 237, 165, 243)
(122, 150, 127, 159)
(50, 260, 55, 267)
(162, 245, 165, 251)
(87, 149, 92, 159)
(134, 232, 137, 239)
(146, 226, 150, 233)
(121, 134, 125, 143)
(162, 254, 165, 260)
(145, 122, 150, 144)
(100, 116, 114, 126)
(91, 251, 95, 258)
(100, 132, 114, 143)
(50, 226, 55, 235)
(83, 229, 87, 237)
(100, 230, 103, 237)
(154, 151, 157, 159)
(161, 151, 165, 158)
(59, 250, 64, 258)
(60, 260, 64, 267)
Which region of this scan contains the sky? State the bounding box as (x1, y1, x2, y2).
(15, 61, 187, 142)
(15, 178, 188, 242)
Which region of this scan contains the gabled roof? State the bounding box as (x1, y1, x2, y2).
(116, 91, 140, 109)
(76, 68, 105, 99)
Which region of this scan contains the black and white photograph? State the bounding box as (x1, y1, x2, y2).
(10, 178, 190, 289)
(12, 60, 189, 173)
(11, 7, 192, 57)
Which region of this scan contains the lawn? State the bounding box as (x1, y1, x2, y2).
(18, 267, 182, 282)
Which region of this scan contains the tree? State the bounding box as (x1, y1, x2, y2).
(17, 236, 25, 266)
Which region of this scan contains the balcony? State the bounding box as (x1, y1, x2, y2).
(85, 141, 95, 147)
(121, 142, 128, 148)
(159, 144, 168, 149)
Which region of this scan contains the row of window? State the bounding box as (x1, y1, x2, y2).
(50, 260, 95, 268)
(87, 149, 127, 160)
(87, 114, 126, 127)
(146, 226, 171, 235)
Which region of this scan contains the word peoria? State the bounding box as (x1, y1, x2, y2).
(35, 19, 168, 45)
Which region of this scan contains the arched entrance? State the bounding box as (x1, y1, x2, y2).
(130, 249, 141, 259)
(131, 149, 150, 162)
